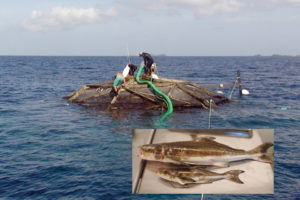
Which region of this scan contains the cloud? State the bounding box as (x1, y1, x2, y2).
(118, 0, 244, 18)
(173, 0, 244, 18)
(23, 7, 118, 32)
(117, 0, 300, 19)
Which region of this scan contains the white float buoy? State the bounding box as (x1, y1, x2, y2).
(216, 90, 224, 95)
(242, 89, 250, 95)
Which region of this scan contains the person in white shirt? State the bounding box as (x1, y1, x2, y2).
(122, 64, 137, 77)
(150, 64, 159, 79)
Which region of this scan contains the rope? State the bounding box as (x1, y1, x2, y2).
(208, 99, 213, 129)
(202, 99, 214, 199)
(228, 78, 238, 100)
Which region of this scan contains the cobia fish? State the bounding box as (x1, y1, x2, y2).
(138, 137, 273, 167)
(156, 167, 244, 185)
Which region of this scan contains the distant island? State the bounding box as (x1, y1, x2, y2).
(253, 54, 300, 57)
(271, 54, 290, 57)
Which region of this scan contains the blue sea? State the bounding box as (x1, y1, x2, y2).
(0, 56, 299, 199)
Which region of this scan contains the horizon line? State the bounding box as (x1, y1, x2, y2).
(0, 54, 299, 57)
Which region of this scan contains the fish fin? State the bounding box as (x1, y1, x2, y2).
(213, 162, 230, 168)
(248, 142, 273, 154)
(224, 170, 244, 184)
(248, 142, 273, 163)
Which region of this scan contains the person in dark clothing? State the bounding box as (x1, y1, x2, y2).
(122, 63, 138, 77)
(139, 52, 153, 76)
(128, 64, 137, 76)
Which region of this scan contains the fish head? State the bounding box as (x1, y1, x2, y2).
(138, 144, 164, 161)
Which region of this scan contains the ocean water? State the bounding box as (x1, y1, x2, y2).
(0, 56, 299, 199)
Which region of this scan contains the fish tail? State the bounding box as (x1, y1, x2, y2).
(248, 142, 273, 154)
(248, 142, 273, 163)
(224, 170, 244, 184)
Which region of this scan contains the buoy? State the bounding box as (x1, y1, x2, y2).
(216, 90, 224, 95)
(279, 106, 290, 110)
(242, 89, 250, 95)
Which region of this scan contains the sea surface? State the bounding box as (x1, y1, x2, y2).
(0, 56, 299, 199)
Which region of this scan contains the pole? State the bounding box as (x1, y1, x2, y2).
(237, 70, 242, 96)
(126, 43, 131, 64)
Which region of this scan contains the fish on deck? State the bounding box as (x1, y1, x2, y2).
(138, 137, 273, 167)
(156, 166, 244, 185)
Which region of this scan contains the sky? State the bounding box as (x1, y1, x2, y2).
(0, 0, 300, 56)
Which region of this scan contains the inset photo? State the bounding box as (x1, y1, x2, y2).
(132, 129, 274, 194)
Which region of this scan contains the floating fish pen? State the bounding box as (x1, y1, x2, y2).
(63, 76, 230, 110)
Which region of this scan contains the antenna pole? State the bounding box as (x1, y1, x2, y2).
(237, 70, 242, 96)
(126, 43, 131, 64)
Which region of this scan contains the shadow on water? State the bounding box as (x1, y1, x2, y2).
(71, 103, 211, 130)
